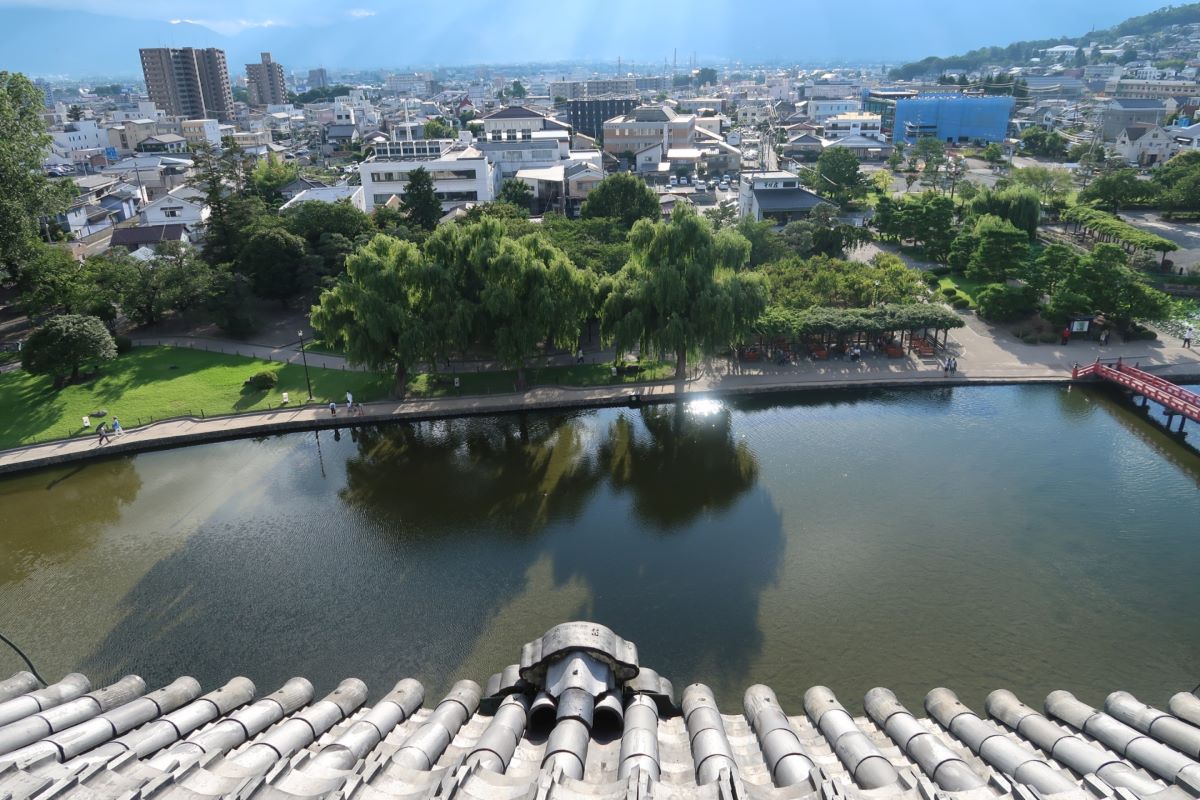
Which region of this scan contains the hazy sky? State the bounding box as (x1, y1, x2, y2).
(0, 0, 1176, 76)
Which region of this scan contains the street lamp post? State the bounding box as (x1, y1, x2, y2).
(873, 280, 881, 307)
(297, 330, 313, 402)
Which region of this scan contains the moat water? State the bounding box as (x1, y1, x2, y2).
(1, 384, 1197, 712)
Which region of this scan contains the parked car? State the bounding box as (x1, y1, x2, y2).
(719, 180, 730, 190)
(669, 175, 678, 186)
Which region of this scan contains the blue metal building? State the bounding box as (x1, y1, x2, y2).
(865, 90, 1014, 144)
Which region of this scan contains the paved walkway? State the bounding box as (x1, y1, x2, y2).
(5, 319, 1200, 475)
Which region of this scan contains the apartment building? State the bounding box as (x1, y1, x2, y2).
(139, 47, 234, 121)
(359, 140, 497, 213)
(823, 113, 883, 138)
(107, 118, 160, 154)
(1105, 78, 1200, 100)
(568, 96, 638, 139)
(180, 118, 221, 149)
(308, 68, 330, 89)
(804, 98, 859, 124)
(246, 52, 287, 107)
(601, 105, 696, 157)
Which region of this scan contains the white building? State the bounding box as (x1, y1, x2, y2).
(180, 119, 221, 149)
(823, 113, 883, 139)
(805, 99, 859, 123)
(737, 170, 830, 222)
(1113, 123, 1178, 166)
(359, 140, 497, 213)
(51, 121, 107, 154)
(139, 185, 210, 227)
(279, 185, 366, 212)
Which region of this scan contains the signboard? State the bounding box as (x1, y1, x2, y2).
(104, 147, 118, 162)
(1071, 320, 1090, 333)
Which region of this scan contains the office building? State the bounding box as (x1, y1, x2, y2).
(139, 47, 234, 122)
(246, 52, 287, 107)
(308, 68, 330, 89)
(864, 90, 1012, 144)
(569, 97, 638, 139)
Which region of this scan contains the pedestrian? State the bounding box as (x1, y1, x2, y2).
(345, 391, 353, 411)
(329, 401, 337, 416)
(576, 348, 584, 364)
(354, 402, 365, 416)
(943, 358, 950, 377)
(950, 357, 958, 374)
(1100, 329, 1110, 346)
(1184, 325, 1194, 349)
(95, 423, 109, 446)
(111, 417, 123, 437)
(1061, 326, 1070, 345)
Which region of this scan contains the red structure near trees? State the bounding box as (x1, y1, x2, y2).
(1073, 359, 1200, 432)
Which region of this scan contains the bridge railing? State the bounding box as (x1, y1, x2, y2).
(1072, 359, 1200, 421)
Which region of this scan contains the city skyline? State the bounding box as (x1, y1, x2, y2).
(0, 0, 1176, 77)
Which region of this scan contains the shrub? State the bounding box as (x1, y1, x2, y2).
(244, 371, 279, 391)
(975, 283, 1037, 322)
(1125, 324, 1158, 341)
(90, 408, 108, 418)
(1039, 332, 1059, 343)
(929, 265, 952, 276)
(114, 335, 133, 354)
(951, 297, 971, 309)
(1022, 334, 1039, 344)
(922, 272, 940, 286)
(941, 286, 959, 298)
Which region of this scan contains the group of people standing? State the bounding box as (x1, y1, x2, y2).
(942, 357, 959, 376)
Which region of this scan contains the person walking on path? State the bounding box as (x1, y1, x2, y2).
(1185, 325, 1194, 349)
(1100, 329, 1110, 346)
(329, 401, 337, 416)
(943, 359, 950, 377)
(111, 417, 123, 437)
(95, 423, 110, 446)
(1061, 326, 1071, 345)
(345, 391, 353, 412)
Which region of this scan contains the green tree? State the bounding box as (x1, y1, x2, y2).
(311, 235, 429, 396)
(17, 244, 87, 317)
(914, 138, 946, 182)
(509, 80, 527, 98)
(703, 202, 738, 231)
(285, 199, 374, 247)
(981, 142, 1005, 164)
(735, 219, 787, 266)
(1078, 168, 1146, 212)
(498, 178, 534, 210)
(21, 314, 116, 388)
(696, 67, 718, 86)
(480, 234, 596, 387)
(400, 166, 442, 231)
(601, 205, 766, 378)
(250, 152, 299, 204)
(0, 72, 74, 282)
(422, 117, 454, 138)
(966, 215, 1029, 283)
(1010, 166, 1073, 200)
(190, 143, 265, 267)
(1045, 243, 1171, 327)
(66, 104, 83, 121)
(808, 147, 865, 204)
(240, 227, 309, 302)
(1019, 128, 1067, 159)
(1151, 150, 1200, 210)
(581, 172, 660, 228)
(975, 283, 1037, 322)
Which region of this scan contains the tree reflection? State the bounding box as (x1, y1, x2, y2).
(0, 458, 142, 584)
(339, 413, 602, 534)
(599, 403, 759, 529)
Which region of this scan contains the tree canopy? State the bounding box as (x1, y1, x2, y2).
(400, 166, 442, 231)
(21, 314, 116, 388)
(601, 204, 766, 377)
(580, 173, 660, 228)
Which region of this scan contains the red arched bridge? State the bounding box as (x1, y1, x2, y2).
(1073, 358, 1200, 432)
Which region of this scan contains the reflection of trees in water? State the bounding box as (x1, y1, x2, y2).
(83, 405, 778, 703)
(339, 413, 602, 534)
(599, 404, 758, 529)
(0, 459, 142, 584)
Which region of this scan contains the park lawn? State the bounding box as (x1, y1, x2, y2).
(938, 274, 989, 307)
(0, 346, 391, 449)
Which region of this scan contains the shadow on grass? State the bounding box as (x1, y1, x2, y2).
(0, 374, 70, 447)
(234, 388, 269, 411)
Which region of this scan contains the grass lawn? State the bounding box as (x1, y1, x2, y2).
(0, 346, 391, 449)
(938, 274, 989, 307)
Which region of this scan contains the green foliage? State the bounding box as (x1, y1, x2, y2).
(755, 303, 964, 339)
(0, 72, 75, 282)
(290, 84, 354, 104)
(1077, 169, 1148, 212)
(602, 204, 766, 377)
(1043, 243, 1172, 326)
(284, 199, 374, 275)
(1151, 150, 1200, 210)
(975, 283, 1037, 322)
(538, 213, 630, 275)
(696, 67, 718, 86)
(422, 117, 455, 138)
(808, 147, 865, 204)
(735, 219, 788, 266)
(1062, 205, 1178, 253)
(509, 80, 527, 98)
(310, 235, 429, 395)
(761, 252, 927, 310)
(1010, 166, 1073, 200)
(250, 153, 299, 204)
(114, 335, 133, 354)
(1019, 128, 1067, 159)
(190, 144, 264, 267)
(497, 178, 534, 210)
(21, 314, 116, 388)
(400, 166, 442, 231)
(981, 143, 1005, 164)
(244, 370, 279, 391)
(581, 173, 660, 228)
(239, 227, 309, 301)
(968, 186, 1041, 239)
(873, 191, 955, 259)
(966, 215, 1029, 283)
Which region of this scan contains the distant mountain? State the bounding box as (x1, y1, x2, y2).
(889, 3, 1200, 80)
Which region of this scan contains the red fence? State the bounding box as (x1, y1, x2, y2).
(1073, 360, 1200, 423)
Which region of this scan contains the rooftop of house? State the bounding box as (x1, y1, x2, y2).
(109, 224, 190, 247)
(0, 621, 1191, 800)
(1109, 98, 1167, 110)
